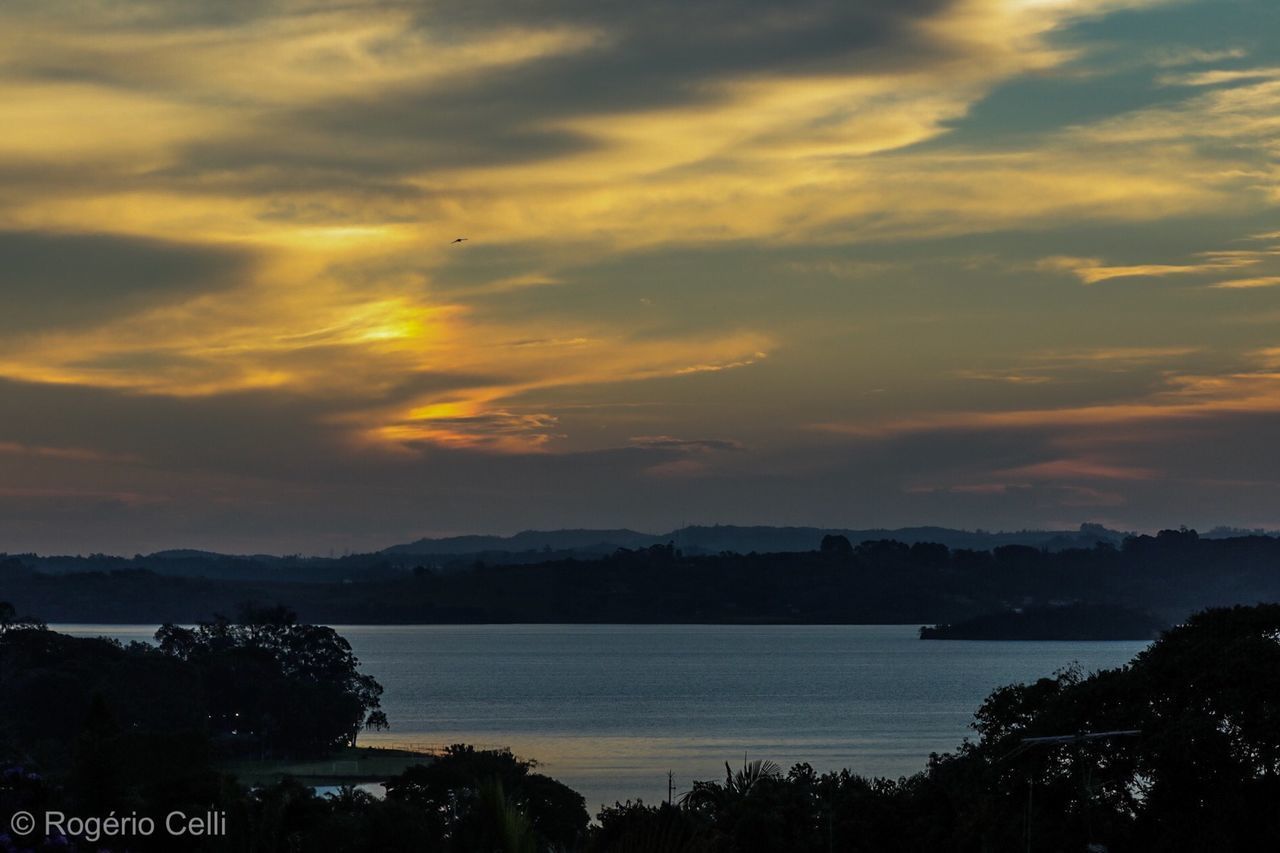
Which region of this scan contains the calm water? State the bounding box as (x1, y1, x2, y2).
(55, 624, 1147, 811)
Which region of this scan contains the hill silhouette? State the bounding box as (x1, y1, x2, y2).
(5, 527, 1280, 629)
(382, 522, 1128, 558)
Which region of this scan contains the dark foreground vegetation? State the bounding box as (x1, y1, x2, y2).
(3, 602, 1280, 850)
(4, 528, 1280, 627)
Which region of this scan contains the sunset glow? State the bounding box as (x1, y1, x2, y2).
(3, 0, 1280, 552)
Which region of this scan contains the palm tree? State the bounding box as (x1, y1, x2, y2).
(473, 779, 538, 853)
(680, 759, 782, 813)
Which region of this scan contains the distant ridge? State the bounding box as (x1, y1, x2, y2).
(382, 528, 658, 556)
(381, 523, 1131, 557)
(9, 526, 1280, 623)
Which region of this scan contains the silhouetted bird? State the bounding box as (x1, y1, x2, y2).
(451, 237, 468, 244)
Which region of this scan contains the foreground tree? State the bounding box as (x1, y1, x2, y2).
(900, 603, 1280, 851)
(589, 604, 1280, 852)
(385, 744, 588, 852)
(3, 603, 1280, 851)
(0, 601, 44, 635)
(156, 604, 386, 756)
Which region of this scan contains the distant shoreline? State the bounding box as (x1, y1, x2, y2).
(10, 530, 1277, 629)
(920, 603, 1167, 641)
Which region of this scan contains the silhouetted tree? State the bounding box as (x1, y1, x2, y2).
(819, 535, 853, 556)
(156, 605, 385, 756)
(385, 745, 588, 851)
(0, 601, 44, 635)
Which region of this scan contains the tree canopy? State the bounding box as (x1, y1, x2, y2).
(156, 605, 386, 756)
(3, 602, 1280, 850)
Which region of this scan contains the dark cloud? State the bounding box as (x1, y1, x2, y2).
(0, 373, 492, 482)
(0, 230, 253, 331)
(3, 0, 296, 30)
(0, 378, 338, 475)
(5, 365, 1280, 554)
(3, 1, 967, 195)
(167, 0, 960, 182)
(628, 435, 745, 452)
(415, 0, 958, 83)
(171, 123, 595, 182)
(6, 0, 1278, 555)
(379, 369, 515, 402)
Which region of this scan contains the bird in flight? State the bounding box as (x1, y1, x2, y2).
(451, 237, 468, 244)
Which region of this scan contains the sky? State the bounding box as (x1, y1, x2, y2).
(2, 0, 1280, 555)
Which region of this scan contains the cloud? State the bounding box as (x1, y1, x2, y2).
(1037, 254, 1258, 284)
(628, 436, 745, 453)
(953, 370, 1057, 385)
(1161, 66, 1280, 87)
(1210, 276, 1280, 289)
(2, 0, 1208, 255)
(1028, 347, 1203, 365)
(1038, 234, 1280, 288)
(0, 440, 139, 464)
(674, 353, 769, 375)
(953, 347, 1202, 385)
(995, 458, 1156, 481)
(626, 435, 746, 478)
(0, 229, 252, 331)
(816, 346, 1280, 442)
(1149, 47, 1248, 69)
(6, 0, 1280, 551)
(371, 409, 564, 453)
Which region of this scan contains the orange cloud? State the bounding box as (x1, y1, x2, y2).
(996, 459, 1157, 480)
(1211, 276, 1280, 289)
(1037, 255, 1259, 284)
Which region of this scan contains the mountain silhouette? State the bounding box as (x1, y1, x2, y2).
(381, 523, 1129, 557)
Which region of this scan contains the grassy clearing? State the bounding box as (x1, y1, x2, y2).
(221, 746, 434, 787)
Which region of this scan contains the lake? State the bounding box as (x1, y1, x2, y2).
(55, 624, 1147, 812)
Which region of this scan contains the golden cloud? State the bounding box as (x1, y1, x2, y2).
(0, 0, 1271, 464)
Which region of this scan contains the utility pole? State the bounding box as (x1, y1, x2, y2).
(667, 770, 675, 806)
(1025, 778, 1033, 853)
(1004, 730, 1141, 853)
